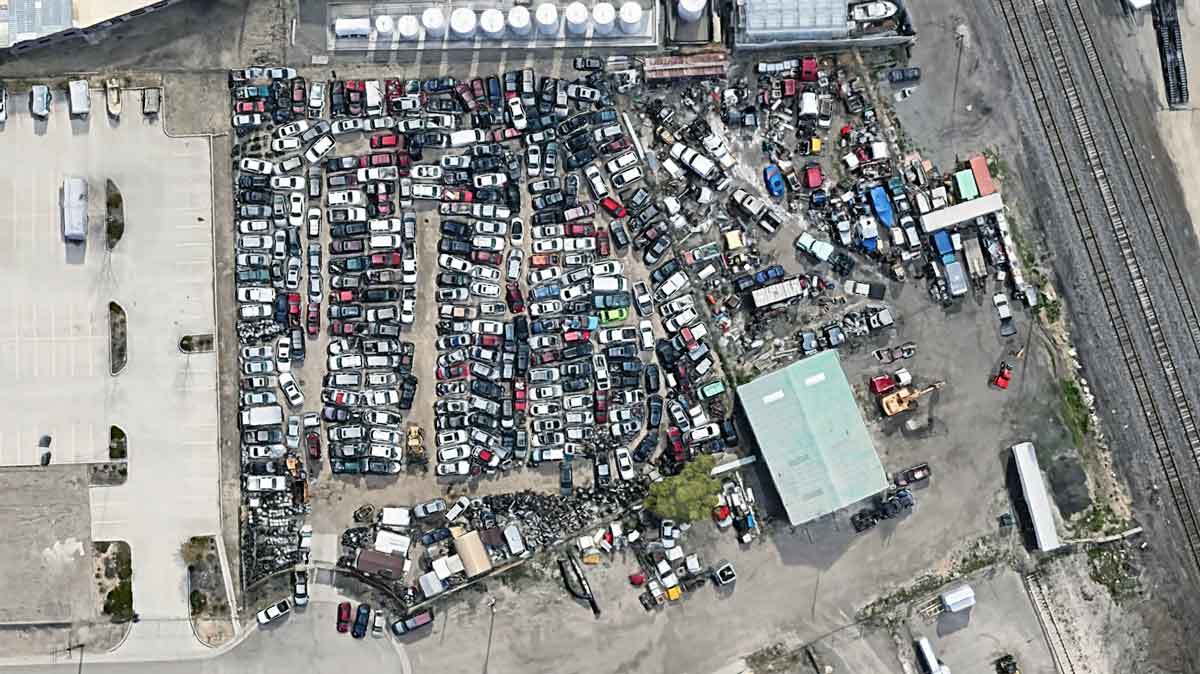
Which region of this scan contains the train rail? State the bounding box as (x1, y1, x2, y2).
(1023, 572, 1079, 674)
(994, 0, 1200, 572)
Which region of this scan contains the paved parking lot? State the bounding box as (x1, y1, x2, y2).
(0, 87, 224, 653)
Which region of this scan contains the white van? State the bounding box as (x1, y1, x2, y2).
(29, 85, 51, 118)
(592, 276, 628, 293)
(68, 80, 90, 117)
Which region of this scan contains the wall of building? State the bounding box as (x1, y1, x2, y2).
(4, 0, 185, 56)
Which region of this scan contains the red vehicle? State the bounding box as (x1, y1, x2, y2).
(306, 431, 321, 460)
(371, 200, 395, 217)
(475, 334, 502, 347)
(437, 364, 467, 380)
(528, 254, 559, 268)
(287, 293, 302, 324)
(803, 162, 823, 189)
(781, 78, 797, 97)
(328, 321, 360, 336)
(595, 231, 611, 257)
(490, 127, 522, 143)
(992, 362, 1013, 390)
(384, 78, 403, 101)
(370, 133, 401, 149)
(329, 290, 356, 304)
(534, 350, 561, 365)
(441, 188, 473, 203)
(563, 330, 590, 342)
(453, 82, 477, 112)
(236, 100, 266, 114)
(506, 281, 525, 313)
(594, 390, 609, 424)
(601, 137, 630, 156)
(358, 152, 395, 168)
(800, 56, 819, 82)
(291, 80, 306, 115)
(668, 427, 685, 461)
(870, 375, 896, 396)
(565, 222, 595, 237)
(370, 252, 404, 268)
(513, 381, 527, 412)
(337, 602, 352, 633)
(471, 250, 502, 265)
(306, 302, 320, 336)
(470, 78, 486, 102)
(394, 152, 412, 169)
(599, 196, 626, 218)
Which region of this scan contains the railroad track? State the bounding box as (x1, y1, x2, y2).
(1023, 572, 1079, 674)
(994, 0, 1200, 573)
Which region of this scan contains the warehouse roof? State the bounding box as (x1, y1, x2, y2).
(1012, 442, 1061, 552)
(737, 351, 887, 525)
(738, 0, 849, 45)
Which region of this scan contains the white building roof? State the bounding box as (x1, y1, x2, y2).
(920, 192, 1004, 233)
(1012, 442, 1062, 552)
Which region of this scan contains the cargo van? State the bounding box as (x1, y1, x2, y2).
(592, 276, 628, 293)
(29, 85, 51, 118)
(68, 80, 90, 117)
(62, 177, 88, 242)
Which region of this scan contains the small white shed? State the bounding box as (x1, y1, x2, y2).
(940, 584, 976, 613)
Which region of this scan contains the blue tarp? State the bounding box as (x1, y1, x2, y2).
(870, 186, 894, 229)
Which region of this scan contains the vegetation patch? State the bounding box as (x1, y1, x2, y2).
(182, 536, 231, 627)
(109, 301, 127, 374)
(179, 334, 214, 353)
(644, 454, 720, 522)
(746, 643, 806, 673)
(96, 541, 134, 622)
(1059, 378, 1090, 448)
(1087, 544, 1139, 603)
(105, 180, 124, 250)
(88, 461, 128, 486)
(108, 425, 127, 460)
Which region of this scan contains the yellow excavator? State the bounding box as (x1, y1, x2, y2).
(880, 381, 945, 416)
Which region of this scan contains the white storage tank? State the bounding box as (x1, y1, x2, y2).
(564, 1, 589, 35)
(535, 3, 559, 36)
(677, 0, 706, 23)
(421, 8, 446, 38)
(397, 15, 420, 41)
(618, 2, 643, 33)
(480, 9, 505, 39)
(592, 3, 615, 35)
(374, 15, 394, 37)
(450, 7, 477, 39)
(508, 6, 532, 36)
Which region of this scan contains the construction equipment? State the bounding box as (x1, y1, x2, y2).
(995, 654, 1021, 674)
(880, 381, 945, 416)
(992, 361, 1013, 390)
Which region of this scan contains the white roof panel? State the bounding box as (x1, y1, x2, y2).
(1012, 442, 1062, 551)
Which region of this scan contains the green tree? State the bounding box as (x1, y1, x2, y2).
(644, 455, 721, 522)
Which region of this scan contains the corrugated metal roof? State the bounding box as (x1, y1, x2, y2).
(741, 0, 849, 43)
(9, 0, 72, 37)
(737, 351, 886, 525)
(919, 192, 1004, 233)
(1012, 442, 1061, 551)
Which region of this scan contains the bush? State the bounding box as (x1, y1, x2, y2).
(181, 537, 210, 565)
(644, 455, 721, 522)
(103, 580, 133, 622)
(115, 544, 132, 581)
(109, 425, 127, 460)
(190, 590, 207, 616)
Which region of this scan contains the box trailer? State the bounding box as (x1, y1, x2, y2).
(365, 80, 383, 116)
(240, 405, 283, 428)
(68, 80, 90, 117)
(62, 177, 88, 242)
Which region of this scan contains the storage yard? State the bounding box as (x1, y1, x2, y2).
(0, 0, 1198, 671)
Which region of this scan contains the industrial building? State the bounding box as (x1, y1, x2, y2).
(3, 0, 187, 54)
(737, 351, 887, 526)
(734, 0, 916, 50)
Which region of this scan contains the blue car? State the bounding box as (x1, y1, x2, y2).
(763, 165, 786, 198)
(530, 283, 561, 301)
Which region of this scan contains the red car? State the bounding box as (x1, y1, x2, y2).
(563, 330, 590, 342)
(475, 334, 502, 347)
(470, 78, 486, 101)
(528, 254, 559, 268)
(490, 127, 523, 143)
(441, 188, 473, 203)
(594, 390, 609, 424)
(668, 427, 685, 461)
(358, 152, 394, 168)
(306, 302, 320, 336)
(601, 137, 631, 156)
(287, 293, 302, 324)
(328, 320, 360, 336)
(235, 100, 266, 114)
(329, 290, 356, 304)
(306, 431, 321, 460)
(370, 133, 401, 149)
(565, 222, 595, 237)
(506, 282, 525, 313)
(595, 232, 611, 257)
(600, 196, 626, 218)
(337, 601, 352, 633)
(370, 252, 404, 268)
(471, 250, 502, 265)
(534, 350, 561, 365)
(803, 162, 823, 189)
(437, 364, 467, 380)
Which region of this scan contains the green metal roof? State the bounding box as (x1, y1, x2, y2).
(737, 351, 887, 526)
(954, 169, 979, 201)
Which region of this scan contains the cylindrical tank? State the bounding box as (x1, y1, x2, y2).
(618, 2, 643, 33)
(421, 8, 446, 38)
(374, 15, 394, 37)
(480, 9, 505, 39)
(677, 0, 706, 23)
(592, 3, 615, 35)
(397, 15, 420, 41)
(508, 6, 532, 36)
(450, 7, 476, 39)
(564, 2, 589, 36)
(535, 3, 559, 36)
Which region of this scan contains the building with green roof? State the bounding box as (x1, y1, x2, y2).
(736, 351, 887, 526)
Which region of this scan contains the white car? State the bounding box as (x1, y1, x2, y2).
(288, 192, 306, 227)
(369, 218, 404, 233)
(239, 304, 272, 320)
(265, 67, 297, 80)
(270, 175, 304, 191)
(638, 320, 655, 350)
(599, 327, 638, 344)
(529, 402, 562, 417)
(307, 208, 321, 238)
(246, 476, 289, 493)
(584, 165, 609, 199)
(473, 219, 507, 236)
(688, 423, 720, 444)
(357, 166, 398, 182)
(439, 254, 473, 273)
(612, 166, 644, 188)
(526, 145, 542, 177)
(563, 394, 592, 410)
(412, 164, 444, 181)
(563, 237, 596, 252)
(470, 281, 501, 298)
(328, 189, 365, 206)
(592, 261, 623, 277)
(472, 236, 504, 252)
(307, 82, 325, 113)
(529, 300, 563, 317)
(532, 225, 564, 240)
(471, 319, 503, 335)
(271, 137, 301, 153)
(529, 267, 562, 285)
(304, 135, 336, 163)
(241, 345, 273, 360)
(532, 238, 563, 254)
(471, 265, 501, 282)
(369, 234, 403, 250)
(276, 120, 310, 138)
(473, 173, 508, 189)
(255, 599, 292, 625)
(239, 220, 270, 234)
(614, 447, 635, 480)
(329, 354, 364, 370)
(412, 183, 442, 200)
(394, 96, 422, 113)
(237, 287, 276, 303)
(507, 97, 527, 130)
(278, 371, 304, 407)
(239, 158, 276, 176)
(233, 113, 264, 128)
(449, 129, 486, 147)
(561, 284, 588, 302)
(437, 461, 470, 477)
(275, 336, 292, 372)
(438, 445, 471, 462)
(331, 118, 363, 135)
(529, 385, 563, 402)
(441, 154, 471, 169)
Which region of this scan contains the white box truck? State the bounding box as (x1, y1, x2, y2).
(240, 405, 284, 428)
(62, 177, 88, 242)
(68, 80, 90, 117)
(365, 80, 383, 117)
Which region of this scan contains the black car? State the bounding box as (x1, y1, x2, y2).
(644, 363, 660, 392)
(439, 238, 471, 255)
(643, 238, 670, 265)
(326, 156, 358, 172)
(565, 148, 596, 170)
(352, 604, 372, 638)
(720, 418, 739, 447)
(646, 395, 663, 428)
(471, 379, 504, 400)
(632, 431, 658, 462)
(649, 258, 681, 286)
(238, 189, 270, 205)
(238, 175, 270, 189)
(330, 239, 366, 255)
(559, 461, 573, 496)
(361, 287, 400, 303)
(561, 376, 589, 393)
(438, 272, 469, 288)
(330, 222, 369, 238)
(564, 131, 592, 152)
(561, 360, 593, 378)
(532, 210, 564, 226)
(421, 528, 452, 546)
